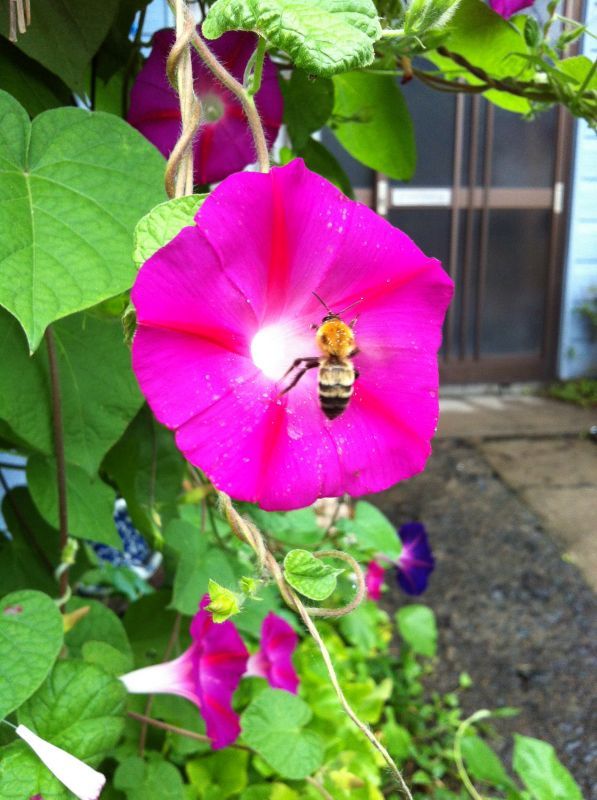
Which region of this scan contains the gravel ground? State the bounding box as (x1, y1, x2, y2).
(375, 439, 597, 797)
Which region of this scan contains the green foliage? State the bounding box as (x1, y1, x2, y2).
(28, 455, 121, 547)
(0, 92, 165, 351)
(461, 735, 516, 791)
(0, 38, 72, 116)
(242, 505, 325, 548)
(281, 70, 334, 150)
(294, 139, 354, 198)
(65, 597, 134, 668)
(133, 194, 207, 269)
(0, 310, 142, 473)
(103, 405, 185, 539)
(241, 689, 324, 779)
(513, 735, 583, 800)
(331, 72, 415, 180)
(115, 756, 186, 799)
(0, 0, 120, 91)
(283, 549, 343, 601)
(0, 590, 63, 719)
(547, 379, 597, 409)
(203, 0, 382, 77)
(336, 500, 402, 558)
(187, 749, 250, 797)
(166, 518, 242, 615)
(396, 604, 438, 657)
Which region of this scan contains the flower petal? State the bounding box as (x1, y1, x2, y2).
(396, 522, 434, 595)
(259, 612, 300, 694)
(365, 561, 385, 601)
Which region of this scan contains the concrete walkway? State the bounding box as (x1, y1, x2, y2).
(437, 395, 597, 589)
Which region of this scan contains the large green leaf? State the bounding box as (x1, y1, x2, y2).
(187, 749, 249, 798)
(513, 735, 582, 800)
(332, 72, 415, 180)
(281, 70, 334, 150)
(461, 735, 516, 791)
(0, 660, 127, 799)
(0, 92, 165, 351)
(395, 604, 437, 658)
(283, 549, 343, 601)
(0, 0, 119, 91)
(241, 688, 324, 779)
(242, 505, 325, 548)
(0, 38, 72, 117)
(0, 590, 63, 719)
(65, 598, 133, 669)
(425, 0, 531, 113)
(27, 455, 120, 548)
(103, 405, 185, 538)
(203, 0, 382, 77)
(115, 756, 186, 800)
(133, 194, 207, 269)
(166, 519, 240, 615)
(336, 500, 402, 558)
(0, 310, 143, 474)
(0, 487, 59, 595)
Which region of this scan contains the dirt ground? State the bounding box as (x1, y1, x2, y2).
(376, 436, 597, 797)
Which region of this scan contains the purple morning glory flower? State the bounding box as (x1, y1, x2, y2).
(396, 522, 435, 596)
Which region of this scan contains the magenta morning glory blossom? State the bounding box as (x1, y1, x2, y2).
(128, 29, 283, 185)
(246, 612, 299, 694)
(131, 160, 453, 510)
(367, 522, 435, 598)
(120, 596, 248, 749)
(489, 0, 534, 18)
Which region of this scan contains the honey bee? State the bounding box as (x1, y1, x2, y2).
(280, 293, 362, 419)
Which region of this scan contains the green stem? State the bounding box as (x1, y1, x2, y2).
(248, 36, 267, 96)
(381, 28, 405, 38)
(453, 710, 492, 800)
(576, 57, 597, 98)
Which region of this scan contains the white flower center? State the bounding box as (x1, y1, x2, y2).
(250, 324, 292, 381)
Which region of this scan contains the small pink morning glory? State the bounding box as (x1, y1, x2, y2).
(367, 522, 435, 598)
(131, 160, 453, 510)
(120, 596, 248, 749)
(365, 560, 385, 601)
(489, 0, 534, 18)
(128, 29, 283, 185)
(246, 612, 299, 694)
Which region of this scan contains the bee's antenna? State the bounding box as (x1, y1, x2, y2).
(337, 296, 364, 316)
(312, 291, 333, 314)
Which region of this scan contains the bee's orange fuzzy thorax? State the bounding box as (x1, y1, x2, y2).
(316, 319, 355, 358)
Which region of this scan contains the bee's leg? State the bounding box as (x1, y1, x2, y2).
(349, 315, 360, 329)
(350, 347, 360, 357)
(354, 368, 360, 380)
(281, 356, 319, 380)
(279, 360, 319, 395)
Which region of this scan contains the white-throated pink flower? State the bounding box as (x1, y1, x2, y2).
(128, 29, 283, 185)
(131, 160, 453, 510)
(246, 612, 299, 694)
(120, 597, 248, 749)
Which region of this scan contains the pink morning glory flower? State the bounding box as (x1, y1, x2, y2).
(120, 597, 248, 749)
(489, 0, 534, 18)
(127, 28, 283, 185)
(131, 160, 453, 510)
(15, 725, 105, 800)
(246, 612, 299, 694)
(365, 560, 385, 601)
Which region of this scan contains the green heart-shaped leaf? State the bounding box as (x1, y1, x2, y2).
(0, 91, 165, 351)
(203, 0, 382, 77)
(0, 590, 63, 719)
(283, 549, 343, 601)
(133, 194, 207, 269)
(241, 688, 324, 779)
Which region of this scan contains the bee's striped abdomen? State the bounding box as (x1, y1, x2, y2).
(318, 358, 355, 420)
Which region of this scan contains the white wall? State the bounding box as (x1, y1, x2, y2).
(557, 0, 597, 379)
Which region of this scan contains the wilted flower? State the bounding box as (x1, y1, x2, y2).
(488, 0, 534, 18)
(246, 612, 299, 694)
(366, 522, 435, 598)
(365, 560, 385, 601)
(16, 725, 105, 800)
(132, 160, 453, 510)
(120, 597, 248, 749)
(128, 29, 283, 185)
